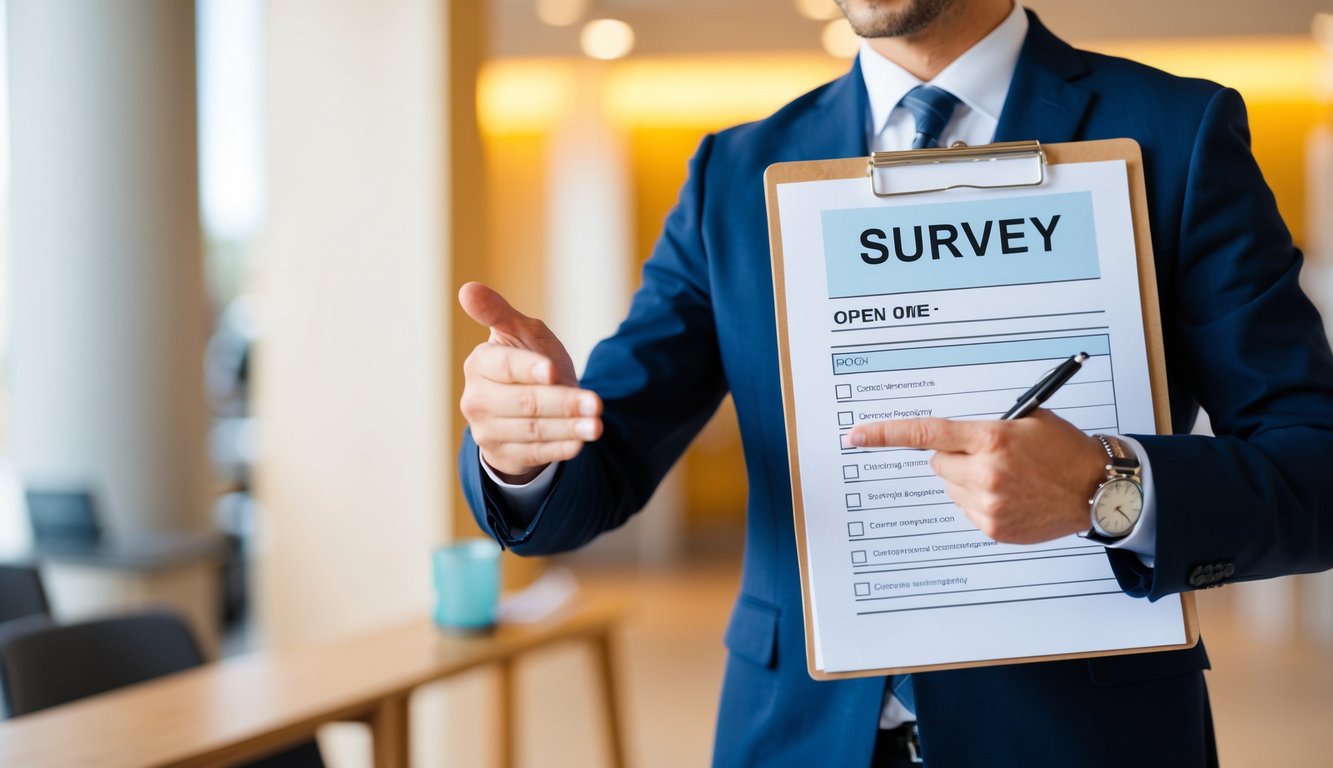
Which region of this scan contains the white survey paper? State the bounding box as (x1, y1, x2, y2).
(774, 160, 1187, 674)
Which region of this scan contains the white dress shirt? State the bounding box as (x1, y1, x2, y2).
(860, 0, 1027, 153)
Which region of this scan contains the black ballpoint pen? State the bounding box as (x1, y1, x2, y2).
(1001, 352, 1089, 420)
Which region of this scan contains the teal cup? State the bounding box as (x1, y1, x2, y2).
(432, 538, 502, 632)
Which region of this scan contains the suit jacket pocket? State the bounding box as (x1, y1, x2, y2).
(724, 594, 780, 669)
(1087, 640, 1210, 687)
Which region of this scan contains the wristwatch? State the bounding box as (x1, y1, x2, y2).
(1086, 434, 1143, 540)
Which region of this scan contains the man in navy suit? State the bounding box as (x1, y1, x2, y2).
(457, 1, 1333, 765)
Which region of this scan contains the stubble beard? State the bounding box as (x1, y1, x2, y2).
(835, 0, 957, 38)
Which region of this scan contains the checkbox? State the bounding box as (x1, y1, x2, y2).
(835, 384, 852, 400)
(851, 550, 868, 564)
(843, 464, 860, 480)
(837, 411, 854, 427)
(845, 493, 862, 508)
(854, 582, 871, 597)
(848, 521, 864, 537)
(840, 434, 854, 450)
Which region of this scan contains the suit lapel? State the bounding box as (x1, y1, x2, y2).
(792, 58, 871, 161)
(994, 11, 1093, 144)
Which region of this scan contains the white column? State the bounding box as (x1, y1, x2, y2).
(254, 1, 455, 762)
(546, 65, 633, 374)
(6, 0, 210, 534)
(1302, 38, 1333, 643)
(546, 65, 684, 565)
(254, 0, 448, 648)
(1305, 127, 1333, 293)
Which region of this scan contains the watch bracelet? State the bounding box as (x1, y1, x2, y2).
(1092, 433, 1139, 472)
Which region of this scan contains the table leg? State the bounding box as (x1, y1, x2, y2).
(497, 660, 516, 768)
(371, 693, 411, 768)
(592, 631, 627, 768)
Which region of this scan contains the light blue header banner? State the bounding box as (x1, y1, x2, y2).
(821, 191, 1099, 299)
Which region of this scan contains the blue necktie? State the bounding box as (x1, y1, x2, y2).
(901, 85, 960, 149)
(881, 85, 957, 728)
(890, 672, 916, 715)
(886, 85, 957, 721)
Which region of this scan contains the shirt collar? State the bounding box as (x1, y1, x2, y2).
(860, 2, 1029, 138)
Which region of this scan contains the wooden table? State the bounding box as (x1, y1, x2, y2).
(0, 598, 625, 768)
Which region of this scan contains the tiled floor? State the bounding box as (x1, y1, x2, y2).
(499, 556, 1333, 767)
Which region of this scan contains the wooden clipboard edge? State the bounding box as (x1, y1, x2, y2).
(766, 158, 868, 680)
(764, 140, 1197, 682)
(1046, 140, 1200, 653)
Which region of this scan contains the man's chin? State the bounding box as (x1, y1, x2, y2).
(837, 0, 955, 39)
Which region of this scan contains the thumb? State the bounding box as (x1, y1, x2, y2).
(459, 282, 530, 336)
(458, 283, 572, 380)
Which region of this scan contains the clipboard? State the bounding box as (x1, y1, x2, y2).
(765, 139, 1198, 680)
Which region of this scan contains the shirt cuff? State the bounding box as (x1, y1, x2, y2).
(1099, 435, 1157, 568)
(480, 451, 560, 520)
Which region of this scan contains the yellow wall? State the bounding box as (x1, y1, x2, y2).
(483, 131, 551, 317)
(1087, 37, 1328, 250)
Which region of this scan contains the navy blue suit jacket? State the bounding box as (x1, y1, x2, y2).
(462, 12, 1333, 766)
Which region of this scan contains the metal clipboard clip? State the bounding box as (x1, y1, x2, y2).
(867, 140, 1046, 198)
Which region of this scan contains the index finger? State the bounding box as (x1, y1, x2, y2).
(850, 417, 991, 453)
(467, 342, 557, 385)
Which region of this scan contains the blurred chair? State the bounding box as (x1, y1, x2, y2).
(0, 565, 50, 717)
(0, 611, 323, 767)
(0, 565, 49, 624)
(0, 614, 53, 721)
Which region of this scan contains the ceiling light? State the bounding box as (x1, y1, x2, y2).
(821, 18, 860, 59)
(581, 19, 635, 61)
(795, 0, 843, 21)
(536, 0, 590, 27)
(1315, 13, 1333, 49)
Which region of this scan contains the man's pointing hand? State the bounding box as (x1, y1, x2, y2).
(458, 282, 602, 483)
(848, 410, 1107, 544)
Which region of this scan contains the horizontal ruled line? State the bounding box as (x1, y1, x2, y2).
(843, 473, 937, 484)
(850, 543, 1099, 571)
(835, 325, 1111, 350)
(850, 528, 976, 542)
(854, 588, 1125, 616)
(854, 576, 1116, 603)
(838, 378, 1112, 405)
(848, 500, 955, 513)
(829, 310, 1106, 340)
(851, 550, 1103, 576)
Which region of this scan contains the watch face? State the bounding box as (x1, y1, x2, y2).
(1092, 478, 1143, 536)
